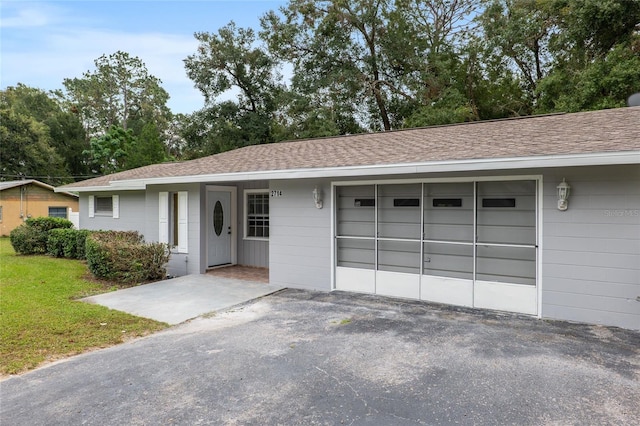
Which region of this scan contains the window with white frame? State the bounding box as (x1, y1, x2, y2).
(159, 191, 188, 253)
(245, 190, 269, 239)
(88, 195, 119, 218)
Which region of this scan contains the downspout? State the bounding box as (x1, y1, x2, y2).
(20, 186, 25, 221)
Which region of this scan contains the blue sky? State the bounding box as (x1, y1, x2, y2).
(1, 0, 286, 114)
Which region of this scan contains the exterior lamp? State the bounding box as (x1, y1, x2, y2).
(312, 186, 323, 209)
(557, 178, 571, 211)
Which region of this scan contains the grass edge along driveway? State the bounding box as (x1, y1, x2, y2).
(0, 238, 167, 377)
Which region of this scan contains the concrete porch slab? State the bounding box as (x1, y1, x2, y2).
(81, 274, 285, 325)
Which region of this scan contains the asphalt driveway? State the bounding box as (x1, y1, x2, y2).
(2, 290, 639, 425)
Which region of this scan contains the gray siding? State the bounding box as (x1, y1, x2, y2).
(80, 192, 147, 233)
(269, 179, 332, 291)
(541, 165, 640, 330)
(236, 181, 269, 268)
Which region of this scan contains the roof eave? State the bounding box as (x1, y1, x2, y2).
(54, 184, 146, 193)
(60, 150, 640, 192)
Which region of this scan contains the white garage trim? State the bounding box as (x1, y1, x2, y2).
(332, 175, 543, 316)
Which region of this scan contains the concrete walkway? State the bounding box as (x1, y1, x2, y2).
(82, 274, 285, 324)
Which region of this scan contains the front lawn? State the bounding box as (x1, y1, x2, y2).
(0, 238, 167, 376)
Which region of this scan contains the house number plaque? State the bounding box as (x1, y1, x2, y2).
(271, 190, 283, 197)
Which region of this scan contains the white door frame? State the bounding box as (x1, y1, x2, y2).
(206, 185, 237, 267)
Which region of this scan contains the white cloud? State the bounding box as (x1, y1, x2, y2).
(1, 25, 205, 114)
(0, 4, 53, 28)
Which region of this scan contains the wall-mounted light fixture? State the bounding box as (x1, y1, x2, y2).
(557, 178, 571, 211)
(312, 186, 323, 209)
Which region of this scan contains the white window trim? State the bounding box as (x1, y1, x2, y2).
(244, 189, 269, 241)
(89, 195, 118, 218)
(112, 195, 119, 219)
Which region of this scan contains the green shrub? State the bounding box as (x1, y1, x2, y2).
(85, 231, 170, 284)
(46, 228, 69, 257)
(74, 230, 91, 259)
(25, 217, 73, 232)
(10, 225, 46, 255)
(47, 229, 91, 259)
(10, 217, 73, 255)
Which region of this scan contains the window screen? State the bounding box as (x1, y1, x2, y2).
(95, 197, 113, 214)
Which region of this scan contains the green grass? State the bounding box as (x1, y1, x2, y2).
(0, 238, 168, 376)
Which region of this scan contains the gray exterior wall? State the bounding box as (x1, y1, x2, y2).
(269, 178, 333, 291)
(236, 181, 269, 268)
(80, 191, 148, 233)
(78, 164, 639, 330)
(80, 185, 202, 278)
(541, 165, 640, 330)
(146, 183, 203, 277)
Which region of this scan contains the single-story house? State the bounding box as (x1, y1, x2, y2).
(1, 179, 79, 235)
(57, 107, 640, 330)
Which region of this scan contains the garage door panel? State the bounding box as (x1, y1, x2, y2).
(476, 246, 536, 286)
(335, 267, 375, 293)
(424, 224, 474, 242)
(337, 239, 374, 270)
(378, 240, 420, 274)
(421, 276, 473, 307)
(423, 242, 474, 280)
(376, 270, 420, 299)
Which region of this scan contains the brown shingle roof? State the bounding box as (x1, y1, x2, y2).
(61, 107, 640, 190)
(2, 179, 78, 197)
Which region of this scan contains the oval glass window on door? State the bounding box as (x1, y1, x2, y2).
(213, 201, 224, 236)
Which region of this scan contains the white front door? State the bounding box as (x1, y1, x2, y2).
(208, 191, 232, 267)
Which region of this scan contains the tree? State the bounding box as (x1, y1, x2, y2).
(0, 109, 67, 184)
(125, 122, 167, 169)
(63, 51, 171, 137)
(261, 0, 399, 131)
(83, 126, 133, 175)
(0, 84, 90, 181)
(477, 0, 556, 112)
(477, 0, 640, 113)
(183, 22, 283, 154)
(535, 0, 640, 111)
(261, 0, 482, 130)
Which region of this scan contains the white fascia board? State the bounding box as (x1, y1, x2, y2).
(54, 183, 146, 193)
(77, 150, 640, 190)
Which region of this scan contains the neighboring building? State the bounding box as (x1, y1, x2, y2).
(0, 180, 79, 235)
(57, 107, 640, 330)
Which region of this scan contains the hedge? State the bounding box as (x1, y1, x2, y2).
(10, 217, 73, 255)
(47, 229, 91, 259)
(85, 231, 170, 284)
